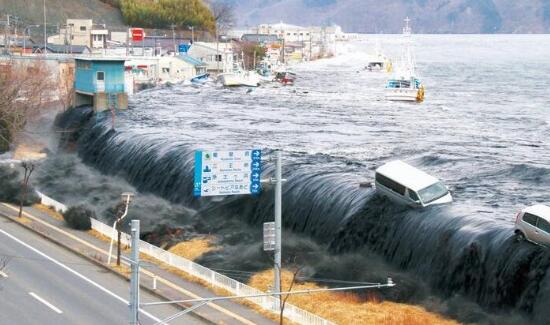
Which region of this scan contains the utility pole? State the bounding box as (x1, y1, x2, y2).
(4, 14, 9, 55)
(43, 0, 47, 56)
(188, 25, 194, 44)
(216, 24, 220, 73)
(170, 24, 176, 55)
(129, 219, 140, 325)
(273, 150, 282, 310)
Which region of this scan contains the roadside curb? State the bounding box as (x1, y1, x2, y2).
(0, 209, 216, 325)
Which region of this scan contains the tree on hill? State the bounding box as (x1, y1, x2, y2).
(119, 0, 216, 33)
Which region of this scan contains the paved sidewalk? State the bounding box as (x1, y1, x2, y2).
(0, 203, 276, 325)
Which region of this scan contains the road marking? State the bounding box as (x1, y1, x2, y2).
(2, 203, 256, 325)
(0, 270, 7, 278)
(0, 227, 166, 324)
(29, 292, 63, 314)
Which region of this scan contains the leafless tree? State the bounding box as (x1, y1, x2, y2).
(0, 59, 54, 151)
(18, 161, 35, 218)
(279, 264, 303, 325)
(209, 0, 236, 35)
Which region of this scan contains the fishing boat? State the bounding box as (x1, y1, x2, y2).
(365, 40, 392, 72)
(217, 62, 261, 87)
(384, 17, 424, 102)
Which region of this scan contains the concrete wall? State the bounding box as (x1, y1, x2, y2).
(93, 92, 128, 112)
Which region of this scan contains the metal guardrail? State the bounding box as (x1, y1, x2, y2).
(36, 192, 334, 325)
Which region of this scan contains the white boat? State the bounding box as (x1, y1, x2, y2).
(366, 40, 392, 72)
(217, 62, 261, 87)
(384, 17, 424, 102)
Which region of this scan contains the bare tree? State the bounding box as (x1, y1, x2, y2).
(209, 0, 236, 35)
(0, 59, 54, 152)
(279, 265, 303, 325)
(18, 161, 35, 218)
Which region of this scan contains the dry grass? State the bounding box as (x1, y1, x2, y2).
(249, 270, 462, 325)
(33, 204, 64, 221)
(16, 215, 33, 224)
(13, 143, 47, 160)
(88, 228, 113, 242)
(168, 237, 219, 261)
(83, 229, 459, 325)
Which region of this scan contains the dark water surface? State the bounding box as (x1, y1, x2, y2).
(41, 35, 550, 324)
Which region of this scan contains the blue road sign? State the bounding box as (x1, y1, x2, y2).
(194, 150, 262, 197)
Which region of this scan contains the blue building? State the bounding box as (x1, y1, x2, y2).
(74, 58, 128, 112)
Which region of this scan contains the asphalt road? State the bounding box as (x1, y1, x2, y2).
(0, 218, 206, 325)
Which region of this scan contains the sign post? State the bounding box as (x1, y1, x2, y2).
(194, 150, 261, 197)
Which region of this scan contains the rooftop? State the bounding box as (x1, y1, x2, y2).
(178, 54, 207, 67)
(376, 160, 442, 191)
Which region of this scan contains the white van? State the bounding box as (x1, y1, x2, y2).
(514, 205, 550, 247)
(375, 160, 453, 207)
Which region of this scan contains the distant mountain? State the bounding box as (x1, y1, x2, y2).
(231, 0, 550, 33)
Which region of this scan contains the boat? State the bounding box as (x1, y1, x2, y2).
(190, 73, 210, 84)
(217, 62, 261, 87)
(365, 40, 392, 72)
(384, 17, 424, 102)
(275, 71, 297, 85)
(256, 61, 275, 83)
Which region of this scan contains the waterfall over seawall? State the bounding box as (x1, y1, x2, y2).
(55, 107, 550, 324)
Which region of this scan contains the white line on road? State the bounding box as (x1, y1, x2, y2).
(0, 227, 166, 324)
(0, 270, 7, 278)
(29, 292, 63, 314)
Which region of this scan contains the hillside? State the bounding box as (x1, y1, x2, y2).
(0, 0, 125, 28)
(232, 0, 550, 33)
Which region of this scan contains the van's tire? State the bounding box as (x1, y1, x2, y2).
(515, 231, 526, 242)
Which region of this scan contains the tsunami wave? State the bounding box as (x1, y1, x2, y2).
(54, 106, 550, 324)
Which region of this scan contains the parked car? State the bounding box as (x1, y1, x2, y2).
(514, 204, 550, 247)
(375, 160, 453, 208)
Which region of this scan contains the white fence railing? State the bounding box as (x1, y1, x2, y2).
(37, 191, 68, 213)
(38, 192, 334, 325)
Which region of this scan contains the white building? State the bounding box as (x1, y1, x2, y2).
(187, 42, 234, 73)
(47, 19, 109, 50)
(255, 22, 345, 60)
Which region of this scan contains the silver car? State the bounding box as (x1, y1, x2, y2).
(514, 204, 550, 247)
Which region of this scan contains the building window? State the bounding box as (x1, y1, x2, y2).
(162, 67, 170, 73)
(96, 71, 105, 81)
(215, 54, 222, 62)
(80, 26, 86, 31)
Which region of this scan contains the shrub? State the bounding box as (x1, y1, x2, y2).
(63, 205, 94, 230)
(0, 166, 40, 205)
